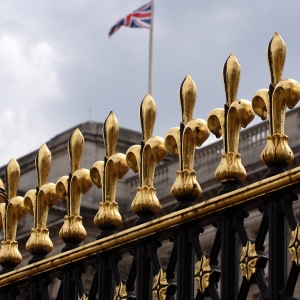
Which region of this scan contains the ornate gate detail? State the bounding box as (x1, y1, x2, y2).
(0, 33, 300, 300)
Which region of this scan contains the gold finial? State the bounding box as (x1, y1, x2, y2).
(208, 55, 255, 184)
(69, 128, 84, 174)
(56, 128, 93, 249)
(267, 32, 286, 87)
(36, 143, 51, 188)
(140, 94, 156, 142)
(6, 158, 20, 201)
(24, 144, 59, 260)
(165, 76, 209, 203)
(180, 75, 197, 125)
(127, 95, 168, 222)
(252, 33, 300, 169)
(91, 112, 129, 236)
(0, 160, 27, 269)
(104, 111, 119, 158)
(223, 54, 240, 106)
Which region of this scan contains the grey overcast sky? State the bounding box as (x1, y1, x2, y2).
(0, 1, 299, 166)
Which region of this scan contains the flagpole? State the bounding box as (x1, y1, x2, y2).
(148, 0, 154, 95)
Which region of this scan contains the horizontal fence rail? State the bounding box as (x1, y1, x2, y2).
(0, 166, 299, 288)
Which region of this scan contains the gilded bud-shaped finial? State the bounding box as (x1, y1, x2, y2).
(56, 128, 93, 250)
(104, 111, 119, 158)
(180, 75, 197, 125)
(267, 32, 286, 87)
(223, 54, 240, 106)
(36, 143, 51, 188)
(208, 55, 255, 189)
(24, 144, 59, 262)
(91, 112, 129, 238)
(165, 76, 210, 210)
(0, 159, 27, 271)
(69, 128, 84, 174)
(252, 33, 300, 171)
(127, 95, 168, 223)
(140, 95, 156, 142)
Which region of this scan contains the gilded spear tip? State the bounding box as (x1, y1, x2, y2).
(6, 158, 20, 201)
(103, 111, 119, 158)
(69, 128, 84, 174)
(179, 75, 197, 125)
(267, 32, 286, 87)
(36, 143, 51, 187)
(140, 94, 156, 142)
(223, 54, 240, 106)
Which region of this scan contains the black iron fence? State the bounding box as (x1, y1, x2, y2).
(0, 33, 300, 300)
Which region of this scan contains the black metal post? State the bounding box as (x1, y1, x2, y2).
(218, 181, 239, 300)
(176, 225, 194, 300)
(135, 239, 153, 300)
(267, 191, 286, 300)
(220, 214, 238, 300)
(97, 253, 114, 300)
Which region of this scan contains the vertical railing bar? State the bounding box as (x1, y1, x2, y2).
(126, 254, 137, 292)
(282, 262, 300, 299)
(209, 227, 221, 263)
(165, 240, 177, 278)
(86, 268, 98, 300)
(38, 277, 51, 300)
(74, 267, 86, 299)
(188, 226, 204, 261)
(254, 270, 269, 299)
(267, 192, 287, 300)
(208, 285, 221, 300)
(280, 193, 298, 231)
(237, 277, 251, 300)
(255, 208, 269, 250)
(176, 225, 194, 300)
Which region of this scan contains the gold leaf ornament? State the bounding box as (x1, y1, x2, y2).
(252, 33, 300, 167)
(25, 144, 59, 255)
(128, 95, 168, 218)
(165, 75, 209, 200)
(56, 129, 93, 244)
(208, 54, 255, 183)
(239, 241, 259, 281)
(289, 224, 300, 266)
(0, 159, 27, 266)
(195, 256, 213, 294)
(153, 269, 170, 300)
(91, 112, 129, 231)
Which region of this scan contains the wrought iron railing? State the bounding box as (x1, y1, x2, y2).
(0, 32, 300, 300)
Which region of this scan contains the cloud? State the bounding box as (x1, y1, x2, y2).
(0, 34, 64, 164)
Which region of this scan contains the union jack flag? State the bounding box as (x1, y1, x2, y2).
(109, 2, 152, 37)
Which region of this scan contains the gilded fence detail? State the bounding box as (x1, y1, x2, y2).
(56, 128, 93, 251)
(91, 111, 129, 238)
(252, 33, 300, 174)
(24, 144, 59, 264)
(127, 94, 168, 225)
(0, 159, 27, 273)
(165, 75, 210, 209)
(207, 54, 255, 190)
(0, 33, 300, 300)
